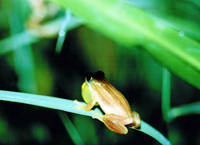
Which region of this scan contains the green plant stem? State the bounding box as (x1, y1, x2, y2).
(55, 10, 71, 53)
(0, 90, 97, 117)
(135, 121, 171, 145)
(59, 112, 85, 145)
(161, 68, 171, 122)
(0, 31, 38, 54)
(0, 17, 83, 55)
(8, 0, 37, 93)
(0, 90, 171, 145)
(168, 102, 200, 122)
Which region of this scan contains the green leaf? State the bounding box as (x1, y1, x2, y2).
(0, 90, 171, 145)
(48, 0, 200, 89)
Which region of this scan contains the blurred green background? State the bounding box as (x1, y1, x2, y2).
(0, 0, 200, 145)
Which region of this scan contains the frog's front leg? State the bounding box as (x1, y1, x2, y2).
(81, 96, 97, 111)
(103, 114, 128, 134)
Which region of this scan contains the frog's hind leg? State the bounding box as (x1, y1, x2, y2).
(128, 111, 141, 128)
(103, 114, 128, 134)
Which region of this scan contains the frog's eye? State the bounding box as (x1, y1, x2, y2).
(85, 72, 93, 81)
(93, 71, 105, 80)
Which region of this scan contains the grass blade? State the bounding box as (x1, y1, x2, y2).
(0, 31, 38, 54)
(0, 90, 97, 117)
(0, 16, 83, 55)
(8, 0, 37, 93)
(168, 102, 200, 121)
(13, 46, 37, 93)
(135, 121, 171, 145)
(161, 68, 171, 122)
(0, 90, 171, 145)
(59, 112, 84, 145)
(55, 10, 71, 53)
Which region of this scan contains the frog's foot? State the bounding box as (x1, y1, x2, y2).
(128, 111, 141, 128)
(103, 114, 128, 134)
(90, 110, 103, 122)
(74, 100, 87, 110)
(74, 99, 81, 105)
(74, 100, 103, 121)
(74, 99, 99, 114)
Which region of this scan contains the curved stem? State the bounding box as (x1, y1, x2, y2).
(161, 68, 171, 122)
(168, 102, 200, 121)
(135, 121, 171, 145)
(0, 90, 171, 145)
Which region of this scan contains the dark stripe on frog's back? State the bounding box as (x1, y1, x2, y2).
(91, 79, 132, 114)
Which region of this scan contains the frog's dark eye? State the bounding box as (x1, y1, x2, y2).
(93, 71, 105, 80)
(85, 72, 93, 81)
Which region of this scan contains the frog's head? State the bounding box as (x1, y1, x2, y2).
(85, 71, 105, 82)
(81, 72, 94, 104)
(81, 80, 92, 104)
(81, 71, 105, 104)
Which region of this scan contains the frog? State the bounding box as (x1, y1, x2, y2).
(80, 71, 141, 134)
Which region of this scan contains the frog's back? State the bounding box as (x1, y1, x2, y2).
(90, 79, 132, 117)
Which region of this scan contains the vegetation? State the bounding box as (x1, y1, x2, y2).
(0, 0, 200, 145)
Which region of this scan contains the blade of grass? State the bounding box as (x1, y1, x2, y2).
(134, 121, 171, 145)
(0, 90, 171, 145)
(55, 10, 71, 53)
(168, 102, 200, 122)
(59, 112, 85, 145)
(0, 17, 83, 55)
(161, 68, 171, 122)
(0, 31, 38, 54)
(13, 46, 37, 93)
(8, 0, 37, 93)
(31, 15, 83, 38)
(0, 90, 99, 117)
(48, 0, 200, 89)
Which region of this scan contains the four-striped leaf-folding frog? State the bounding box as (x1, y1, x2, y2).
(80, 71, 141, 134)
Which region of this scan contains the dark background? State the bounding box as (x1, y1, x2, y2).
(0, 0, 200, 145)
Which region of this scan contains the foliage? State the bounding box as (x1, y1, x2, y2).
(0, 0, 200, 145)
